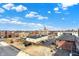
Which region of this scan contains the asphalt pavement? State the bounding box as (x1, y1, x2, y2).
(0, 41, 20, 56)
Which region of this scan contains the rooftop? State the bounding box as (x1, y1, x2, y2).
(56, 34, 76, 41)
(26, 36, 48, 43)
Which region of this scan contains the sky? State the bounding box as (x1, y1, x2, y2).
(0, 3, 79, 31)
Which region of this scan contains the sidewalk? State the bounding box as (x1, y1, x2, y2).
(16, 51, 30, 56)
(0, 41, 9, 46)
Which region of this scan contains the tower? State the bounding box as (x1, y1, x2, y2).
(43, 26, 48, 35)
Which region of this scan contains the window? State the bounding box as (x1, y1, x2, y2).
(59, 40, 61, 41)
(67, 41, 71, 42)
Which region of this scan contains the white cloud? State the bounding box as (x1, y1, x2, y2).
(0, 8, 5, 13)
(0, 19, 10, 23)
(61, 3, 78, 10)
(57, 1, 79, 10)
(12, 5, 27, 12)
(11, 20, 26, 25)
(0, 18, 26, 25)
(28, 23, 43, 27)
(2, 3, 14, 10)
(54, 5, 62, 13)
(37, 15, 48, 20)
(62, 7, 68, 10)
(54, 7, 59, 11)
(0, 18, 43, 28)
(0, 18, 61, 30)
(54, 1, 79, 13)
(54, 7, 61, 13)
(2, 3, 27, 12)
(25, 11, 48, 20)
(28, 11, 38, 14)
(61, 2, 78, 8)
(48, 11, 51, 14)
(25, 11, 38, 18)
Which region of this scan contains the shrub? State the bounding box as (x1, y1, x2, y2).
(4, 38, 13, 43)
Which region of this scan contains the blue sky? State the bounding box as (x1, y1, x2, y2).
(0, 3, 79, 30)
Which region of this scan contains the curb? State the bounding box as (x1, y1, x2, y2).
(10, 45, 21, 51)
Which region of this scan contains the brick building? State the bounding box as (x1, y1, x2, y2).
(0, 31, 19, 38)
(0, 31, 6, 38)
(56, 33, 76, 51)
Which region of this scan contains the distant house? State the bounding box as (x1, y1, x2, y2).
(0, 31, 5, 38)
(56, 33, 76, 51)
(57, 30, 78, 37)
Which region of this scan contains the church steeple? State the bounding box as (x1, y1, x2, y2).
(44, 26, 47, 31)
(43, 26, 49, 35)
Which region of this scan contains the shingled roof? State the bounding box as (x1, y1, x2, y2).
(56, 33, 76, 41)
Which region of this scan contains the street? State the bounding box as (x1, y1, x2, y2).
(0, 38, 4, 41)
(0, 41, 20, 56)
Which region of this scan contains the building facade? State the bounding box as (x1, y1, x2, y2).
(56, 34, 76, 51)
